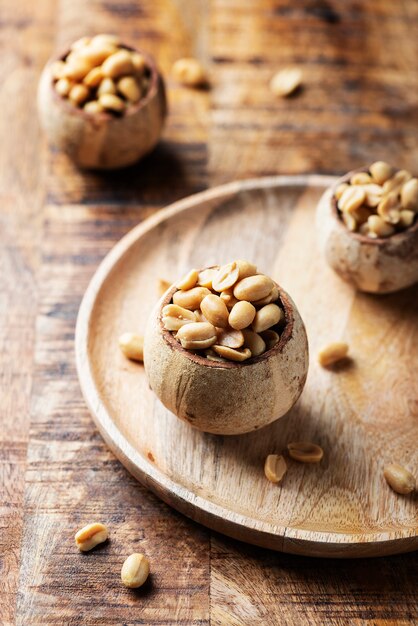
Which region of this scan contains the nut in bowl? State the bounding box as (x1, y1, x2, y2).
(143, 261, 309, 435)
(37, 34, 167, 169)
(316, 163, 418, 293)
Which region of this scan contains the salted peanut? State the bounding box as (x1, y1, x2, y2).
(205, 349, 226, 362)
(236, 259, 257, 279)
(118, 76, 142, 103)
(342, 211, 357, 232)
(201, 294, 229, 328)
(359, 222, 370, 236)
(399, 210, 415, 228)
(193, 309, 207, 323)
(350, 172, 373, 185)
(367, 215, 395, 238)
(264, 454, 287, 483)
(121, 553, 150, 588)
(99, 93, 125, 113)
(370, 161, 392, 185)
(270, 67, 302, 97)
(335, 183, 349, 200)
(131, 51, 147, 74)
(102, 49, 134, 78)
(229, 301, 256, 330)
(350, 205, 373, 226)
(91, 33, 120, 48)
(242, 329, 266, 357)
(401, 178, 418, 212)
(68, 83, 90, 106)
(252, 303, 282, 333)
(212, 262, 239, 292)
(158, 278, 171, 296)
(71, 36, 91, 51)
(97, 77, 117, 96)
(78, 43, 117, 67)
(177, 322, 217, 349)
(176, 269, 198, 291)
(252, 285, 279, 306)
(318, 341, 348, 366)
(377, 193, 401, 224)
(55, 77, 73, 97)
(363, 183, 384, 208)
(75, 522, 108, 552)
(173, 286, 211, 310)
(84, 100, 104, 114)
(197, 268, 217, 289)
(383, 463, 415, 495)
(119, 332, 144, 361)
(83, 66, 103, 88)
(63, 57, 93, 81)
(212, 345, 252, 362)
(337, 186, 366, 213)
(216, 328, 244, 349)
(288, 441, 323, 463)
(220, 289, 238, 309)
(234, 275, 274, 302)
(172, 58, 207, 87)
(162, 304, 196, 331)
(260, 329, 280, 350)
(383, 169, 412, 194)
(51, 60, 66, 79)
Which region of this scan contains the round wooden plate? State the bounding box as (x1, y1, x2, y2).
(76, 175, 418, 558)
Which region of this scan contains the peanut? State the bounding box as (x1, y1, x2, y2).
(158, 278, 172, 296)
(350, 172, 373, 185)
(220, 289, 238, 309)
(97, 77, 117, 96)
(121, 553, 150, 588)
(212, 262, 239, 292)
(264, 454, 287, 483)
(252, 303, 282, 333)
(367, 215, 395, 238)
(260, 329, 280, 350)
(83, 66, 103, 88)
(399, 210, 415, 228)
(119, 333, 144, 362)
(228, 301, 256, 330)
(401, 178, 418, 212)
(55, 77, 73, 97)
(176, 269, 199, 291)
(84, 100, 104, 114)
(370, 161, 392, 185)
(75, 522, 108, 552)
(177, 322, 217, 350)
(101, 49, 134, 78)
(99, 93, 125, 113)
(162, 304, 196, 331)
(172, 58, 207, 87)
(236, 259, 257, 279)
(242, 329, 266, 357)
(270, 67, 302, 97)
(69, 83, 90, 106)
(197, 268, 218, 289)
(287, 442, 324, 463)
(337, 186, 366, 213)
(201, 294, 229, 328)
(173, 287, 211, 310)
(216, 328, 244, 349)
(212, 345, 252, 362)
(117, 76, 142, 103)
(233, 275, 274, 302)
(383, 463, 415, 495)
(252, 286, 279, 307)
(318, 341, 348, 367)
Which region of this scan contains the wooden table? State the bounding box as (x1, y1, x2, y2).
(1, 1, 417, 624)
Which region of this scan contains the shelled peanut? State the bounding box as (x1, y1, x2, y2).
(51, 34, 151, 115)
(162, 261, 284, 363)
(334, 162, 418, 238)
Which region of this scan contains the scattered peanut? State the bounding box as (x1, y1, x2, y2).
(75, 522, 109, 552)
(158, 278, 172, 296)
(383, 463, 416, 495)
(172, 58, 207, 87)
(51, 34, 151, 115)
(121, 553, 150, 588)
(318, 342, 349, 367)
(270, 67, 302, 97)
(287, 442, 324, 463)
(163, 262, 284, 362)
(119, 333, 144, 362)
(264, 454, 287, 483)
(335, 163, 417, 236)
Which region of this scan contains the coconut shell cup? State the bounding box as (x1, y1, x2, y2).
(143, 281, 309, 435)
(316, 168, 418, 294)
(37, 45, 167, 169)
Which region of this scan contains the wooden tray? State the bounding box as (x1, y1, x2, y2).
(75, 175, 418, 558)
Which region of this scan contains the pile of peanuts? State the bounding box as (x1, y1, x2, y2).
(335, 162, 418, 238)
(162, 260, 284, 362)
(51, 34, 151, 114)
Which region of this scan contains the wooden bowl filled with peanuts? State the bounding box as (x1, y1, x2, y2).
(37, 34, 167, 169)
(143, 260, 309, 435)
(316, 162, 418, 293)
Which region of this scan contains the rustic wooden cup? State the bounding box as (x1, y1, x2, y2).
(37, 45, 167, 169)
(143, 280, 309, 435)
(316, 168, 418, 293)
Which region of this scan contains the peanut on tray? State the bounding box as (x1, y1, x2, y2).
(335, 162, 418, 238)
(161, 261, 283, 363)
(51, 34, 151, 114)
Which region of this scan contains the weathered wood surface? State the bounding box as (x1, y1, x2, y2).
(1, 0, 417, 624)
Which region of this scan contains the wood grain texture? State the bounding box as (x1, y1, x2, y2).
(76, 176, 418, 558)
(1, 0, 417, 623)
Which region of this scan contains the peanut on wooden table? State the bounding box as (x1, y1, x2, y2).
(162, 261, 283, 362)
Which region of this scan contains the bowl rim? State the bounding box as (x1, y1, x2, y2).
(158, 271, 296, 369)
(330, 166, 418, 245)
(47, 40, 162, 121)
